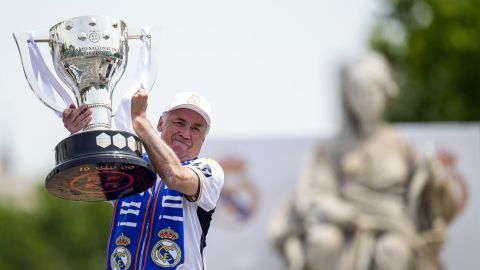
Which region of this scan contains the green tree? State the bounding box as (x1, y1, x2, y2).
(370, 0, 480, 121)
(0, 185, 112, 270)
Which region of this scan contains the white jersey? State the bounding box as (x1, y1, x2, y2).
(180, 157, 224, 269)
(108, 157, 223, 270)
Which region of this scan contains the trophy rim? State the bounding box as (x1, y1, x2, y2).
(49, 15, 127, 32)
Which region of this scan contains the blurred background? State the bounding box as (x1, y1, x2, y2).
(0, 0, 478, 269)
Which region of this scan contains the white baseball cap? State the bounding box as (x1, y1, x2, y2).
(164, 92, 212, 126)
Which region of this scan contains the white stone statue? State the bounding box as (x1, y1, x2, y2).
(268, 52, 466, 270)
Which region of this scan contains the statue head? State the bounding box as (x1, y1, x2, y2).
(340, 52, 398, 132)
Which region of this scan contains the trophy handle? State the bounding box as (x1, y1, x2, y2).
(13, 31, 73, 115)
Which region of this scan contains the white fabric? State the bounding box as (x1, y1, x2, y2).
(183, 158, 225, 270)
(142, 158, 223, 270)
(186, 158, 224, 211)
(27, 32, 75, 117)
(113, 27, 156, 133)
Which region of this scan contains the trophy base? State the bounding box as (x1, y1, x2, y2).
(46, 130, 156, 201)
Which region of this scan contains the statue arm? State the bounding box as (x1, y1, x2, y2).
(294, 147, 358, 228)
(407, 148, 459, 252)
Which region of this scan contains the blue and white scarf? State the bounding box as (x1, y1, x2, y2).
(106, 158, 192, 270)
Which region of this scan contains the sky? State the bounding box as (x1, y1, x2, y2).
(0, 0, 381, 177)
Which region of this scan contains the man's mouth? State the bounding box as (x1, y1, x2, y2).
(173, 138, 191, 148)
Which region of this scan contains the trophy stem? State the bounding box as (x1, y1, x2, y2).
(80, 85, 112, 130)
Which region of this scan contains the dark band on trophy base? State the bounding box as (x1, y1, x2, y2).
(46, 130, 156, 201)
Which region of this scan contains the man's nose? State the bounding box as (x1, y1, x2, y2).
(178, 126, 191, 139)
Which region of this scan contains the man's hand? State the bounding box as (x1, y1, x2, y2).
(63, 104, 92, 134)
(131, 88, 149, 122)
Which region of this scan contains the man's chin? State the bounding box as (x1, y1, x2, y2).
(172, 145, 188, 157)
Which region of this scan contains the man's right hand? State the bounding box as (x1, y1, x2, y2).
(63, 104, 92, 134)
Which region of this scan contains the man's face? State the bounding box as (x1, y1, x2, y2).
(157, 108, 208, 161)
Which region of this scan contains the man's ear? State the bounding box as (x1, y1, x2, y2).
(157, 116, 164, 132)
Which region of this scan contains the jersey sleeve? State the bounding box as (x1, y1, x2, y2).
(185, 157, 224, 211)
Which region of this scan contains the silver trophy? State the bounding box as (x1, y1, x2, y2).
(13, 15, 157, 201)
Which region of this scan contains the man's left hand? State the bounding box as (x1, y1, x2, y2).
(131, 88, 149, 121)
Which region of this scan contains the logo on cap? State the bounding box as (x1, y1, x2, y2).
(187, 94, 201, 107)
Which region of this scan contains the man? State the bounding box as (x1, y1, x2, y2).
(63, 89, 224, 270)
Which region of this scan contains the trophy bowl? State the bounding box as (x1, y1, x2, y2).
(50, 16, 127, 130)
(13, 15, 157, 201)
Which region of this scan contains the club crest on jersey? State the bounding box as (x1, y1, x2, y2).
(110, 233, 132, 270)
(151, 227, 182, 267)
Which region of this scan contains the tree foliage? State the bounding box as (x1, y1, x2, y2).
(370, 0, 480, 121)
(0, 185, 112, 270)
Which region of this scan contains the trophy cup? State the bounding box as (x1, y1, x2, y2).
(13, 16, 157, 201)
